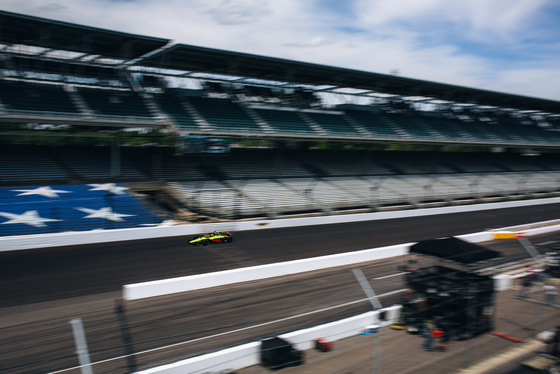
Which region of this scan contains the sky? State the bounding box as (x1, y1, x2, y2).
(2, 0, 560, 101)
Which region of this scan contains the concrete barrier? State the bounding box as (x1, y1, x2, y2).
(519, 223, 560, 236)
(3, 197, 560, 251)
(490, 221, 560, 239)
(493, 274, 513, 291)
(457, 231, 493, 243)
(134, 341, 260, 374)
(282, 305, 401, 351)
(133, 306, 402, 374)
(124, 243, 411, 300)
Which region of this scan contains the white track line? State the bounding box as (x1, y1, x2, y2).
(536, 240, 557, 246)
(372, 272, 408, 280)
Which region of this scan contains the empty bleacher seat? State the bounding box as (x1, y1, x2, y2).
(0, 80, 79, 114)
(305, 111, 360, 136)
(379, 112, 434, 139)
(153, 92, 201, 130)
(51, 145, 145, 181)
(199, 148, 309, 179)
(77, 87, 153, 118)
(187, 97, 262, 132)
(252, 107, 316, 133)
(170, 180, 265, 218)
(344, 110, 401, 138)
(0, 144, 67, 184)
(2, 143, 559, 221)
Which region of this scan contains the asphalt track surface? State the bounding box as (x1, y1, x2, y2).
(2, 203, 559, 308)
(1, 203, 560, 373)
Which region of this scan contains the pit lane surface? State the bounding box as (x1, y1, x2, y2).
(0, 203, 559, 374)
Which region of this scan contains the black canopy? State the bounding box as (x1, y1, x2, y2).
(410, 237, 502, 265)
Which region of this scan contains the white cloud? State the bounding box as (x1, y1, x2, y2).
(487, 66, 560, 100)
(205, 0, 272, 25)
(1, 0, 559, 100)
(353, 0, 549, 42)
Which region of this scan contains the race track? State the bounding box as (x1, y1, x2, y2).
(1, 203, 558, 307)
(0, 202, 559, 374)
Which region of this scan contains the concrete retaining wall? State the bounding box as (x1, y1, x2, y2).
(135, 342, 261, 374)
(123, 243, 411, 300)
(282, 305, 401, 351)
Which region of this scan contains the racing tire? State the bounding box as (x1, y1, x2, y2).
(202, 240, 210, 246)
(227, 237, 233, 243)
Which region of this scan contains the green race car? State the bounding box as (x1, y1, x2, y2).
(189, 231, 233, 246)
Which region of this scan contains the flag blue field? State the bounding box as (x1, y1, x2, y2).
(0, 183, 163, 236)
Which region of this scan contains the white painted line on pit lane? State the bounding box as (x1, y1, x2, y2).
(536, 240, 558, 246)
(47, 288, 409, 374)
(372, 272, 408, 280)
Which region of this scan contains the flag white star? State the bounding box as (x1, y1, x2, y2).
(0, 210, 60, 227)
(87, 183, 129, 195)
(75, 207, 134, 222)
(12, 186, 73, 198)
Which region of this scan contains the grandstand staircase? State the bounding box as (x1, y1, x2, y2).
(181, 98, 212, 131)
(288, 153, 329, 177)
(226, 179, 273, 218)
(146, 182, 214, 222)
(342, 114, 376, 137)
(273, 178, 328, 214)
(446, 119, 476, 141)
(140, 92, 170, 124)
(241, 104, 275, 133)
(319, 177, 369, 210)
(474, 119, 504, 143)
(377, 114, 410, 138)
(192, 157, 229, 181)
(298, 112, 327, 136)
(67, 86, 95, 117)
(385, 180, 421, 208)
(414, 115, 446, 139)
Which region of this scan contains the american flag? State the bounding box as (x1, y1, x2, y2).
(0, 183, 162, 236)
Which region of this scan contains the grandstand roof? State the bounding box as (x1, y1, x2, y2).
(1, 10, 559, 115)
(4, 55, 120, 80)
(141, 44, 560, 114)
(0, 10, 169, 60)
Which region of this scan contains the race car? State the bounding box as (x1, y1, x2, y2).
(189, 231, 233, 246)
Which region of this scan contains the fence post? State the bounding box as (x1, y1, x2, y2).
(115, 299, 138, 373)
(70, 318, 94, 374)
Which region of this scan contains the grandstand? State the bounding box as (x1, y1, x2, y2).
(1, 10, 559, 235)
